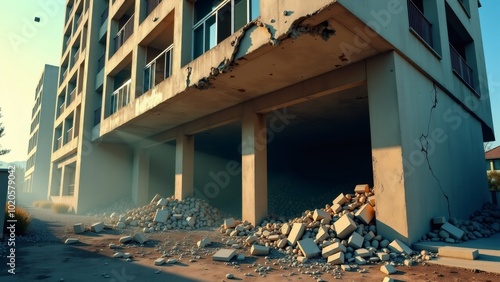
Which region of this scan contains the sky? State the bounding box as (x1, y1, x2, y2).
(0, 0, 499, 163)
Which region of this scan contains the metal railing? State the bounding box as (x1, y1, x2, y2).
(94, 107, 101, 126)
(449, 44, 475, 90)
(114, 14, 135, 52)
(67, 127, 74, 142)
(110, 79, 131, 115)
(146, 0, 162, 16)
(408, 0, 433, 47)
(143, 44, 173, 92)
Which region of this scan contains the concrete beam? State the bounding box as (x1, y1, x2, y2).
(241, 106, 267, 225)
(175, 134, 194, 200)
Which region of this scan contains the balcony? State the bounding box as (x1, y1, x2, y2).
(408, 0, 433, 47)
(143, 44, 173, 93)
(67, 127, 74, 142)
(450, 44, 476, 93)
(146, 0, 162, 17)
(110, 79, 131, 115)
(114, 14, 135, 52)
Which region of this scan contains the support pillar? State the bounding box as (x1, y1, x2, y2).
(175, 134, 194, 200)
(241, 107, 267, 225)
(132, 148, 150, 206)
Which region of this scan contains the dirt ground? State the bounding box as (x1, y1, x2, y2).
(1, 206, 500, 282)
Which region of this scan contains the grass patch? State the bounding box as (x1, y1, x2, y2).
(33, 200, 53, 209)
(4, 205, 31, 235)
(51, 203, 70, 214)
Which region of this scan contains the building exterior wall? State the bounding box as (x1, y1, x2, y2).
(24, 64, 59, 200)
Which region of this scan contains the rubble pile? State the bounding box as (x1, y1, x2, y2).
(106, 195, 223, 232)
(419, 202, 500, 243)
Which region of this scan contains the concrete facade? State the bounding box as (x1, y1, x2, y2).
(24, 64, 59, 201)
(48, 0, 493, 244)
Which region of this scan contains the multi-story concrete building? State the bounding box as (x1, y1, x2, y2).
(24, 64, 59, 201)
(49, 0, 494, 244)
(486, 146, 500, 171)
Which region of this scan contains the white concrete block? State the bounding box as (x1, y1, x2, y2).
(287, 223, 306, 246)
(354, 184, 370, 194)
(297, 238, 321, 259)
(380, 264, 397, 274)
(119, 235, 133, 243)
(153, 210, 169, 223)
(197, 237, 211, 248)
(432, 216, 447, 225)
(382, 277, 395, 282)
(90, 222, 104, 233)
(245, 235, 258, 245)
(341, 264, 352, 271)
(297, 256, 308, 263)
(250, 245, 270, 256)
(315, 225, 329, 242)
(333, 193, 348, 206)
(327, 252, 344, 264)
(322, 242, 346, 258)
(224, 218, 236, 229)
(438, 246, 479, 260)
(157, 197, 167, 206)
(277, 238, 287, 248)
(377, 252, 390, 261)
(212, 249, 236, 261)
(348, 231, 364, 249)
(281, 223, 291, 235)
(333, 214, 357, 239)
(354, 204, 375, 225)
(116, 222, 126, 229)
(354, 256, 366, 265)
(65, 238, 79, 244)
(441, 222, 464, 240)
(173, 214, 183, 220)
(364, 231, 375, 241)
(331, 203, 342, 214)
(186, 216, 196, 227)
(133, 232, 148, 244)
(155, 258, 165, 265)
(354, 248, 371, 258)
(388, 239, 413, 255)
(268, 235, 280, 241)
(368, 196, 376, 206)
(313, 209, 331, 222)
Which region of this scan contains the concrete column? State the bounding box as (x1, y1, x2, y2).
(131, 44, 146, 99)
(132, 148, 150, 206)
(175, 134, 194, 200)
(367, 52, 409, 243)
(59, 165, 66, 197)
(241, 107, 267, 226)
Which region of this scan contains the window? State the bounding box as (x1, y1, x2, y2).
(193, 0, 260, 59)
(487, 161, 492, 171)
(407, 0, 441, 53)
(494, 160, 500, 170)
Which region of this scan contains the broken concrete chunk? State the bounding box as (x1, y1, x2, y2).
(313, 209, 331, 222)
(354, 184, 370, 194)
(113, 252, 124, 258)
(119, 235, 133, 243)
(277, 238, 287, 248)
(65, 238, 79, 244)
(432, 216, 447, 225)
(73, 223, 84, 234)
(116, 222, 126, 229)
(438, 246, 479, 260)
(388, 239, 413, 255)
(315, 225, 329, 242)
(327, 252, 345, 264)
(186, 216, 196, 227)
(212, 249, 236, 261)
(331, 203, 343, 214)
(156, 197, 167, 206)
(380, 264, 397, 274)
(167, 258, 177, 264)
(332, 193, 348, 206)
(354, 248, 371, 258)
(441, 222, 464, 240)
(281, 223, 291, 235)
(348, 231, 364, 249)
(224, 218, 236, 229)
(382, 277, 395, 282)
(90, 222, 104, 233)
(155, 258, 166, 265)
(355, 204, 375, 225)
(268, 234, 280, 241)
(133, 232, 148, 244)
(173, 214, 183, 220)
(354, 256, 367, 265)
(245, 235, 258, 245)
(153, 209, 169, 223)
(197, 237, 212, 248)
(297, 238, 321, 259)
(368, 196, 376, 206)
(341, 264, 352, 271)
(322, 242, 346, 258)
(150, 194, 162, 204)
(250, 245, 270, 256)
(287, 223, 306, 246)
(297, 256, 308, 263)
(333, 214, 357, 239)
(377, 252, 390, 261)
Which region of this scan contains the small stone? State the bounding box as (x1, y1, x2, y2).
(65, 238, 79, 244)
(167, 258, 177, 264)
(119, 235, 133, 243)
(90, 222, 104, 233)
(155, 258, 165, 265)
(380, 264, 397, 274)
(226, 273, 234, 279)
(73, 223, 84, 234)
(113, 252, 124, 258)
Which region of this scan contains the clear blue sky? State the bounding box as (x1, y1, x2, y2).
(0, 0, 499, 163)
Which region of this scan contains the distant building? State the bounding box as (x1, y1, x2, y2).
(48, 0, 494, 244)
(486, 146, 500, 171)
(24, 64, 59, 200)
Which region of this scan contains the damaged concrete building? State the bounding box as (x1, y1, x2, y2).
(48, 0, 494, 244)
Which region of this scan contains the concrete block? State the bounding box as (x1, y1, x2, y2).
(277, 238, 287, 248)
(150, 194, 162, 204)
(157, 197, 167, 206)
(155, 258, 165, 265)
(364, 231, 375, 241)
(197, 237, 211, 248)
(224, 218, 236, 229)
(167, 258, 177, 264)
(237, 254, 245, 261)
(382, 277, 395, 282)
(245, 235, 258, 245)
(432, 216, 447, 225)
(348, 231, 364, 249)
(438, 247, 479, 260)
(354, 256, 366, 265)
(368, 196, 376, 206)
(322, 242, 346, 258)
(341, 264, 352, 271)
(334, 214, 357, 239)
(297, 256, 308, 263)
(281, 223, 291, 235)
(119, 235, 133, 243)
(173, 214, 183, 220)
(441, 222, 464, 240)
(186, 216, 196, 227)
(133, 233, 148, 244)
(287, 223, 306, 246)
(113, 252, 124, 258)
(377, 252, 390, 261)
(331, 203, 342, 214)
(313, 209, 331, 222)
(380, 264, 397, 274)
(388, 239, 413, 255)
(297, 238, 321, 259)
(73, 223, 84, 234)
(354, 204, 375, 225)
(354, 184, 370, 194)
(354, 248, 371, 258)
(116, 222, 126, 229)
(315, 225, 329, 242)
(327, 252, 345, 264)
(212, 249, 236, 261)
(268, 235, 280, 241)
(65, 238, 79, 244)
(333, 193, 348, 206)
(250, 245, 270, 256)
(153, 210, 169, 223)
(90, 222, 104, 233)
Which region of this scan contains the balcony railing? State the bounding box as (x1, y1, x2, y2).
(143, 44, 173, 93)
(110, 79, 131, 115)
(67, 127, 74, 142)
(114, 14, 135, 52)
(97, 53, 105, 72)
(94, 107, 101, 126)
(408, 0, 433, 47)
(450, 44, 475, 91)
(146, 0, 162, 16)
(101, 5, 109, 25)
